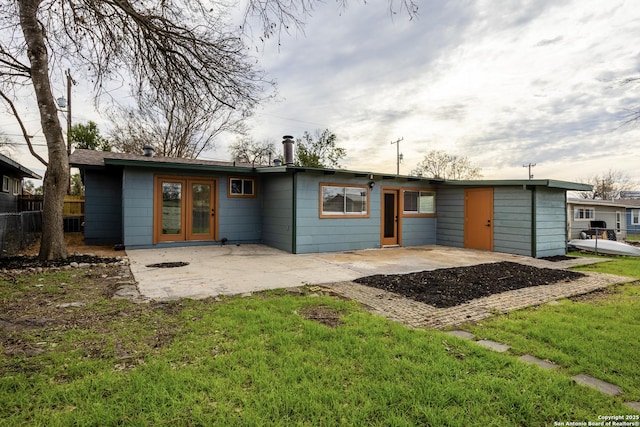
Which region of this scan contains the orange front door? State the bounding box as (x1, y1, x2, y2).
(464, 188, 493, 251)
(381, 189, 400, 246)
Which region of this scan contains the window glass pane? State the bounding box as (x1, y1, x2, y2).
(162, 182, 182, 235)
(345, 187, 366, 213)
(230, 179, 242, 194)
(243, 179, 254, 195)
(633, 209, 640, 224)
(419, 191, 435, 213)
(322, 186, 343, 213)
(191, 184, 210, 234)
(404, 191, 418, 212)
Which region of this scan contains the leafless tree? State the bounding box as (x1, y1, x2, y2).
(577, 169, 635, 200)
(411, 150, 482, 180)
(0, 0, 266, 260)
(109, 90, 247, 158)
(0, 0, 418, 260)
(229, 137, 276, 166)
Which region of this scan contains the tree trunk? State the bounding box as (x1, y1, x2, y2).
(19, 0, 69, 260)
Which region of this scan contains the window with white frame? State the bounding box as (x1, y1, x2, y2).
(616, 211, 622, 233)
(321, 184, 368, 216)
(12, 178, 20, 195)
(574, 207, 595, 220)
(632, 209, 640, 225)
(228, 177, 255, 197)
(2, 176, 9, 193)
(403, 190, 436, 215)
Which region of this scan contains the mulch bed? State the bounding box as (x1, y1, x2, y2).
(354, 261, 585, 308)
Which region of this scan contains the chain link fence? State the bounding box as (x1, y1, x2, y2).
(0, 211, 42, 258)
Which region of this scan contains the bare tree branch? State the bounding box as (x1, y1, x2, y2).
(0, 88, 47, 166)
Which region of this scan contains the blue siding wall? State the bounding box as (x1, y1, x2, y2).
(436, 188, 464, 247)
(628, 208, 640, 236)
(122, 168, 263, 248)
(402, 217, 437, 246)
(262, 174, 294, 252)
(0, 192, 16, 213)
(84, 170, 122, 245)
(293, 173, 437, 254)
(493, 187, 532, 257)
(294, 173, 380, 253)
(217, 177, 262, 244)
(535, 188, 567, 257)
(122, 168, 154, 247)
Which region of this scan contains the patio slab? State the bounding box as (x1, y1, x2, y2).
(127, 245, 541, 301)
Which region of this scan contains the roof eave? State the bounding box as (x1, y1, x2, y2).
(103, 158, 255, 173)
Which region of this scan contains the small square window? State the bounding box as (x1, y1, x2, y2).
(229, 177, 256, 197)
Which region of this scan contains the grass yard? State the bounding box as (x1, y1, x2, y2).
(465, 255, 640, 403)
(1, 256, 638, 426)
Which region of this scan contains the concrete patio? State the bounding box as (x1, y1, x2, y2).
(126, 244, 608, 301)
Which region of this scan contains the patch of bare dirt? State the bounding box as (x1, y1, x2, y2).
(298, 305, 344, 327)
(354, 261, 585, 308)
(18, 232, 123, 258)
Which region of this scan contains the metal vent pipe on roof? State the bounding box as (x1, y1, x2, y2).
(143, 145, 155, 157)
(282, 135, 295, 166)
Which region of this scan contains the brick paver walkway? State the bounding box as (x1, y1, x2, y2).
(324, 269, 634, 329)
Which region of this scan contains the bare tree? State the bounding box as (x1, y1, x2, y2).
(577, 169, 635, 200)
(0, 0, 418, 260)
(109, 90, 247, 158)
(411, 150, 482, 180)
(229, 137, 276, 166)
(0, 1, 265, 260)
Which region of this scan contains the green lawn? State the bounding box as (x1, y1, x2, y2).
(465, 255, 640, 402)
(1, 257, 639, 425)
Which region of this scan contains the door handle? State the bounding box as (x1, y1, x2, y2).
(485, 219, 491, 227)
(211, 209, 215, 217)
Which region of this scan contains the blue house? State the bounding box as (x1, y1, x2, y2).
(625, 199, 640, 238)
(70, 141, 590, 258)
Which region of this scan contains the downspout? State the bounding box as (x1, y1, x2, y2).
(530, 185, 537, 258)
(292, 170, 297, 254)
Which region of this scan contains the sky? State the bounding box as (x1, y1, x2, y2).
(2, 0, 640, 184)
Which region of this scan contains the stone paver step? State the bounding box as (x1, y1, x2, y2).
(624, 402, 640, 412)
(518, 354, 559, 370)
(476, 339, 510, 353)
(445, 330, 475, 340)
(572, 374, 623, 396)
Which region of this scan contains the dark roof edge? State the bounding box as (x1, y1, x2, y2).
(103, 158, 255, 173)
(440, 179, 591, 191)
(0, 153, 41, 179)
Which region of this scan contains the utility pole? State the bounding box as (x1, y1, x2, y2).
(65, 69, 76, 157)
(391, 137, 403, 176)
(523, 163, 536, 179)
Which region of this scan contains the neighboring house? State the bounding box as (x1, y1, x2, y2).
(0, 153, 41, 213)
(70, 142, 590, 258)
(566, 198, 637, 241)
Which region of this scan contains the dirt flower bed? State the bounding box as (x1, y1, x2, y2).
(354, 261, 586, 308)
